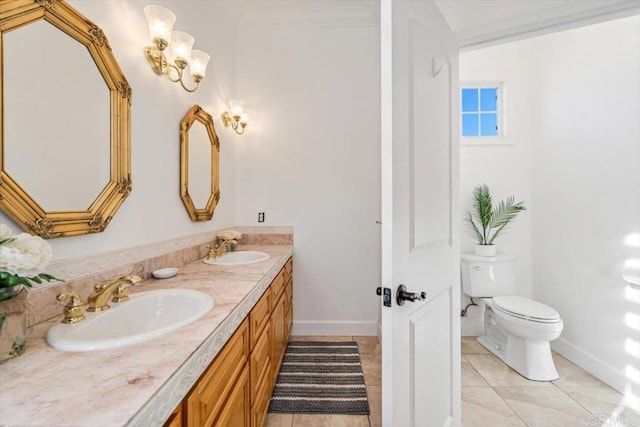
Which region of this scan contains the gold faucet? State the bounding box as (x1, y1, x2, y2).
(206, 239, 236, 260)
(87, 275, 142, 312)
(57, 291, 86, 323)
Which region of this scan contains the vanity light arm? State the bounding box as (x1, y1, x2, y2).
(166, 63, 183, 83)
(179, 78, 199, 93)
(221, 112, 247, 135)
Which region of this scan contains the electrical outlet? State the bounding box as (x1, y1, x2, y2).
(258, 212, 265, 223)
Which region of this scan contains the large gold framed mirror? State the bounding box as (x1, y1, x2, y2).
(180, 105, 220, 222)
(0, 0, 132, 239)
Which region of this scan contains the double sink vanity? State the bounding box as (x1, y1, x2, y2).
(0, 243, 293, 426)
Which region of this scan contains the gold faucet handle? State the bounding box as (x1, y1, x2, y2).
(206, 244, 217, 260)
(56, 291, 85, 324)
(112, 275, 142, 303)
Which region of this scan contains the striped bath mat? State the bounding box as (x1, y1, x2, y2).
(268, 341, 370, 415)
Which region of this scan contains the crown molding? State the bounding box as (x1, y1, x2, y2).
(457, 0, 640, 51)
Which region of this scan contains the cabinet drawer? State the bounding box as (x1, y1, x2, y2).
(186, 319, 249, 427)
(251, 361, 272, 427)
(250, 319, 272, 405)
(249, 288, 271, 350)
(270, 268, 286, 305)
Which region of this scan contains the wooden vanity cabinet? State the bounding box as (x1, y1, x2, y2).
(271, 257, 293, 383)
(185, 319, 250, 427)
(165, 257, 293, 427)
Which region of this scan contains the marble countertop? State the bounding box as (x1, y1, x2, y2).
(0, 244, 293, 427)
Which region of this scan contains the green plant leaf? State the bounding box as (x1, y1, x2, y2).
(488, 196, 526, 244)
(37, 273, 61, 282)
(2, 275, 31, 288)
(472, 184, 493, 243)
(464, 211, 484, 244)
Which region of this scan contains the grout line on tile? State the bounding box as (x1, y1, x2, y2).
(493, 387, 532, 427)
(552, 382, 599, 416)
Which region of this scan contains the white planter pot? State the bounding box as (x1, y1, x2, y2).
(475, 244, 497, 257)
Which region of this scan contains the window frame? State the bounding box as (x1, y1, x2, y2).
(460, 82, 511, 146)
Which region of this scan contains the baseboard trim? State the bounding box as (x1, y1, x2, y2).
(553, 337, 627, 393)
(292, 320, 377, 336)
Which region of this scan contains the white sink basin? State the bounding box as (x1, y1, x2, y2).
(203, 251, 270, 266)
(46, 289, 214, 352)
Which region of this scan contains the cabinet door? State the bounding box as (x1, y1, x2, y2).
(271, 293, 287, 382)
(164, 403, 183, 427)
(214, 364, 250, 427)
(251, 360, 272, 427)
(250, 319, 272, 404)
(186, 320, 249, 427)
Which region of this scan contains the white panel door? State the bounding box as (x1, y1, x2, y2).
(380, 1, 460, 426)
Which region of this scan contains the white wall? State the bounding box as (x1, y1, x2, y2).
(460, 16, 640, 396)
(2, 0, 381, 335)
(459, 45, 536, 335)
(531, 16, 640, 396)
(0, 1, 241, 261)
(234, 3, 381, 335)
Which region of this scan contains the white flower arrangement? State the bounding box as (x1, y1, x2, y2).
(0, 224, 58, 300)
(217, 229, 242, 241)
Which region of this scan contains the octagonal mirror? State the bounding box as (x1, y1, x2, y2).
(0, 0, 132, 239)
(180, 105, 220, 222)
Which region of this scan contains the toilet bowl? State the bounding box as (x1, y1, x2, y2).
(479, 296, 563, 381)
(461, 253, 564, 381)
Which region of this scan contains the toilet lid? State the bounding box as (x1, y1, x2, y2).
(493, 296, 560, 322)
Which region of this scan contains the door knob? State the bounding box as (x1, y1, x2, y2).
(396, 284, 426, 306)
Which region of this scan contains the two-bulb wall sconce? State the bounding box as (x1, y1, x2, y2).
(221, 100, 249, 135)
(143, 6, 210, 93)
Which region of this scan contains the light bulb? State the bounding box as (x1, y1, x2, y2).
(143, 6, 175, 48)
(229, 99, 244, 117)
(190, 50, 210, 80)
(170, 31, 194, 67)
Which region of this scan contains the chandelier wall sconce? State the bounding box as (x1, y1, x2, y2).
(221, 99, 249, 135)
(143, 6, 210, 93)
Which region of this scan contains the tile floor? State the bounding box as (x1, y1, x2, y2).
(462, 337, 639, 427)
(265, 336, 639, 427)
(265, 336, 381, 427)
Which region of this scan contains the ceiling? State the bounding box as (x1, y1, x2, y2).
(434, 0, 640, 50)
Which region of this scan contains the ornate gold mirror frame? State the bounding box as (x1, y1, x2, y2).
(180, 105, 220, 222)
(0, 0, 132, 239)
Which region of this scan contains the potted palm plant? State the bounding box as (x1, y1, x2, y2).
(465, 184, 526, 256)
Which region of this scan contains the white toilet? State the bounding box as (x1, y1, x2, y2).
(461, 253, 564, 381)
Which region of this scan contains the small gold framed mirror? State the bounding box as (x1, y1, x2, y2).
(0, 0, 132, 239)
(180, 105, 220, 222)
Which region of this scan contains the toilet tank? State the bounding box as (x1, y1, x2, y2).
(460, 253, 518, 297)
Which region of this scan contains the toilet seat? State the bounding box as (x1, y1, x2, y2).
(493, 296, 560, 323)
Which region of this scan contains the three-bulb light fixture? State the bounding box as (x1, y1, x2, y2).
(143, 6, 209, 93)
(221, 100, 249, 135)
